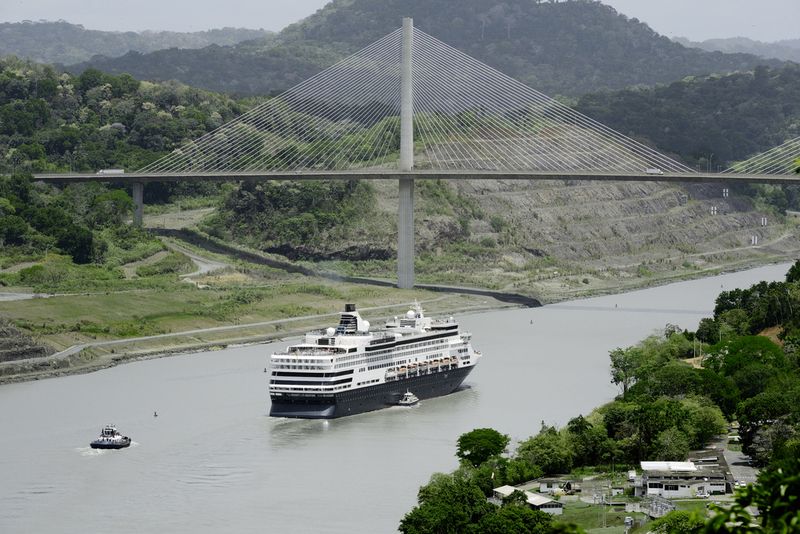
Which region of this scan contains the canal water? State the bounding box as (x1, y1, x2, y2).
(0, 263, 791, 533)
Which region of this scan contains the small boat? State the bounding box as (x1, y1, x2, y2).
(90, 424, 131, 449)
(397, 391, 419, 406)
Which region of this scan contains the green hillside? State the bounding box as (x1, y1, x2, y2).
(0, 57, 242, 175)
(71, 0, 779, 97)
(575, 63, 800, 170)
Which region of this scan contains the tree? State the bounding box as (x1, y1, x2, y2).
(0, 214, 29, 246)
(703, 457, 800, 532)
(609, 346, 648, 396)
(654, 426, 690, 461)
(501, 490, 529, 507)
(90, 189, 134, 227)
(695, 317, 720, 344)
(650, 511, 705, 533)
(683, 399, 727, 449)
(400, 472, 495, 534)
(56, 224, 94, 264)
(642, 361, 701, 397)
(787, 259, 800, 283)
(566, 416, 607, 467)
(504, 457, 543, 487)
(473, 504, 553, 534)
(718, 309, 751, 336)
(456, 428, 510, 467)
(517, 425, 573, 475)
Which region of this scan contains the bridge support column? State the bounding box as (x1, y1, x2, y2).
(132, 182, 144, 226)
(398, 178, 414, 289)
(397, 17, 415, 289)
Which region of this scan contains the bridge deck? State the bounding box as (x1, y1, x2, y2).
(32, 169, 800, 185)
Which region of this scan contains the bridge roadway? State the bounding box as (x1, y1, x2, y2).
(32, 169, 800, 185)
(32, 169, 800, 289)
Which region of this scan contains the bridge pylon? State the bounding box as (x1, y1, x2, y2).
(132, 182, 144, 226)
(397, 17, 415, 289)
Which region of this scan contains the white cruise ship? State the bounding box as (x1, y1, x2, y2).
(269, 303, 481, 418)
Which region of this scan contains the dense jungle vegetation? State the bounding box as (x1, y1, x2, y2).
(576, 64, 800, 171)
(0, 56, 243, 173)
(0, 59, 242, 290)
(400, 265, 800, 533)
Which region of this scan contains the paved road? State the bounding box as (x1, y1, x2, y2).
(0, 292, 49, 302)
(722, 442, 759, 487)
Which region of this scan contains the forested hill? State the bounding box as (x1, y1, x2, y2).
(71, 0, 779, 97)
(0, 21, 273, 66)
(575, 63, 800, 170)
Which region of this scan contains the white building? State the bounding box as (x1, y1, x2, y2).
(637, 461, 729, 498)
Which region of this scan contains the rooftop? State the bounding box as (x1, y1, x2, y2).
(640, 461, 697, 472)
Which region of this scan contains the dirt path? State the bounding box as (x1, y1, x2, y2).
(160, 238, 229, 280)
(613, 232, 796, 270)
(143, 207, 215, 230)
(0, 261, 37, 274)
(120, 250, 170, 279)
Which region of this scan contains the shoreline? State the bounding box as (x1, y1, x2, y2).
(0, 300, 512, 385)
(0, 257, 793, 385)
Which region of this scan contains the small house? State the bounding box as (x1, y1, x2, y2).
(492, 486, 564, 515)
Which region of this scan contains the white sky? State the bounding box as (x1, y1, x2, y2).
(0, 0, 797, 42)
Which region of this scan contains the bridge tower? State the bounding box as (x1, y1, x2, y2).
(132, 182, 144, 226)
(397, 17, 415, 289)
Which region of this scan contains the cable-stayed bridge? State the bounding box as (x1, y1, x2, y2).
(34, 19, 800, 288)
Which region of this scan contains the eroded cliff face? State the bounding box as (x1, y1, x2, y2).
(303, 179, 799, 298)
(0, 318, 53, 362)
(451, 180, 773, 263)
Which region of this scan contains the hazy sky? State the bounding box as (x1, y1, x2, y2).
(0, 0, 797, 42)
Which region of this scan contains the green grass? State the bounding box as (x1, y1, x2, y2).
(0, 276, 450, 345)
(103, 234, 165, 267)
(136, 252, 194, 277)
(556, 501, 646, 532)
(675, 500, 711, 514)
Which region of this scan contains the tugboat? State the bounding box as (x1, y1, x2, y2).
(90, 424, 131, 449)
(397, 391, 419, 407)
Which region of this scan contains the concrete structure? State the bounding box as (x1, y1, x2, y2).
(132, 182, 144, 226)
(397, 17, 415, 289)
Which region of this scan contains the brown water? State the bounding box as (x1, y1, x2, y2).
(0, 263, 790, 533)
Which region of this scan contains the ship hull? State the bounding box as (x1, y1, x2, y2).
(90, 439, 131, 450)
(270, 365, 474, 419)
